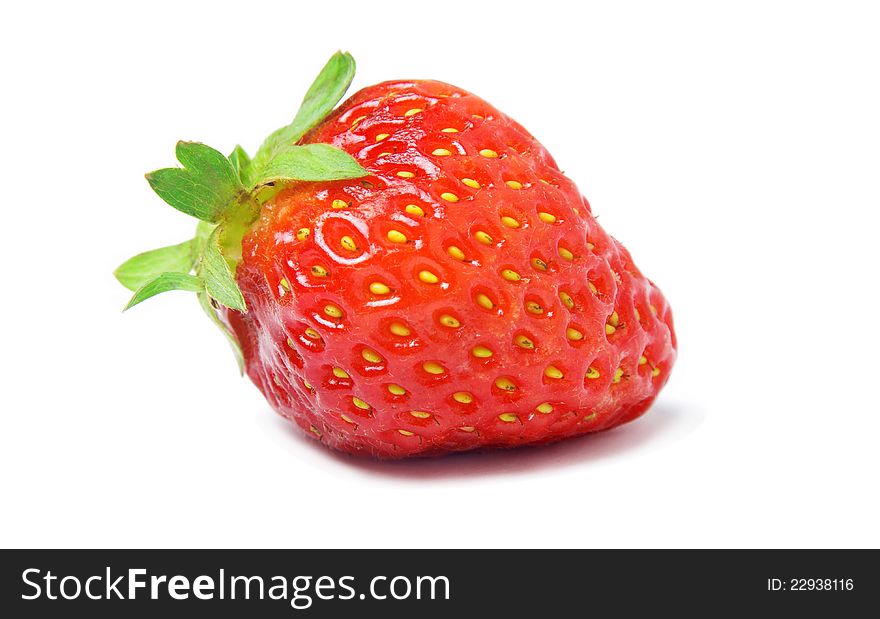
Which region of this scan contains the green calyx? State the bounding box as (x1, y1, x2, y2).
(114, 51, 368, 372)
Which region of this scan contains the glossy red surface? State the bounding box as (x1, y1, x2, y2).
(223, 80, 676, 458)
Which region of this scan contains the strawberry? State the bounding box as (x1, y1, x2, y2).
(116, 52, 676, 459)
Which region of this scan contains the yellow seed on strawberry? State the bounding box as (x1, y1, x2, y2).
(340, 235, 357, 252)
(471, 345, 493, 358)
(566, 327, 583, 341)
(387, 230, 408, 243)
(422, 361, 445, 375)
(387, 384, 407, 395)
(544, 365, 564, 379)
(514, 334, 535, 349)
(362, 348, 382, 363)
(418, 270, 439, 284)
(501, 269, 521, 282)
(447, 245, 466, 260)
(439, 314, 460, 328)
(304, 328, 321, 340)
(495, 377, 517, 391)
(389, 322, 411, 336)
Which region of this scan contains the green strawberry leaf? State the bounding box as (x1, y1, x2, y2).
(114, 240, 197, 292)
(197, 290, 245, 375)
(286, 51, 357, 143)
(201, 226, 247, 312)
(146, 141, 245, 222)
(252, 52, 356, 171)
(257, 143, 367, 184)
(228, 145, 252, 183)
(194, 219, 217, 246)
(124, 272, 204, 311)
(119, 52, 370, 372)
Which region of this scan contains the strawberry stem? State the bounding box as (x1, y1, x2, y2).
(116, 51, 369, 371)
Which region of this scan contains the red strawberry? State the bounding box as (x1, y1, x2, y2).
(116, 52, 676, 459)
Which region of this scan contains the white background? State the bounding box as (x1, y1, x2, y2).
(2, 0, 878, 548)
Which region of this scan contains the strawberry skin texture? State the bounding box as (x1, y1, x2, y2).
(223, 80, 676, 458)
